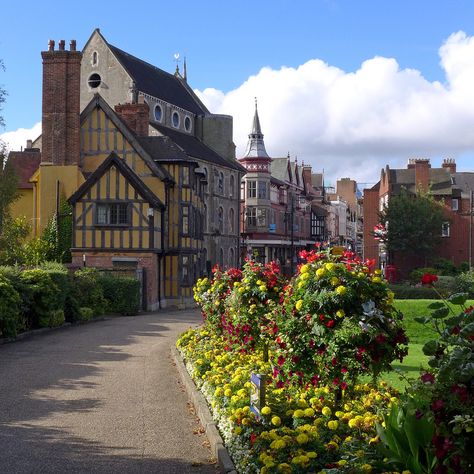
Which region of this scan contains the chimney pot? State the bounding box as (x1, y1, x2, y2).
(59, 40, 65, 51)
(70, 40, 76, 51)
(48, 39, 55, 51)
(26, 139, 32, 149)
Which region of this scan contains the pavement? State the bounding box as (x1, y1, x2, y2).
(0, 310, 220, 474)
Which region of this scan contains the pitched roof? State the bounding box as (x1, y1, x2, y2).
(69, 152, 164, 209)
(389, 167, 452, 195)
(7, 150, 41, 189)
(80, 94, 174, 183)
(108, 44, 207, 116)
(138, 136, 193, 163)
(452, 172, 474, 196)
(271, 157, 290, 182)
(149, 123, 246, 172)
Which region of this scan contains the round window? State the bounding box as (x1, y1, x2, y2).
(172, 111, 180, 128)
(154, 104, 162, 122)
(184, 116, 191, 131)
(88, 73, 101, 88)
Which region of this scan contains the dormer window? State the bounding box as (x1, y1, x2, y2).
(172, 111, 180, 128)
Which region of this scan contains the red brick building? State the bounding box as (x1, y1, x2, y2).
(363, 158, 474, 278)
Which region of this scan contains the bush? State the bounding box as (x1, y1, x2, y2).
(39, 309, 65, 328)
(433, 258, 457, 276)
(455, 270, 474, 297)
(39, 262, 80, 323)
(434, 275, 457, 297)
(389, 283, 440, 299)
(98, 273, 141, 315)
(78, 307, 94, 322)
(0, 274, 22, 337)
(72, 268, 107, 317)
(409, 267, 438, 284)
(20, 269, 62, 329)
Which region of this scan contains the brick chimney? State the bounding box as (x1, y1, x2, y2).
(407, 158, 431, 191)
(41, 39, 82, 165)
(114, 102, 150, 137)
(442, 158, 456, 174)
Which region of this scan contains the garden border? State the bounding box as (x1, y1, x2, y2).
(172, 346, 237, 474)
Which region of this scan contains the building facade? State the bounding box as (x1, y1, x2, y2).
(363, 158, 474, 277)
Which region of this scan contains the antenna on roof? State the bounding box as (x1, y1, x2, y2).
(183, 56, 187, 82)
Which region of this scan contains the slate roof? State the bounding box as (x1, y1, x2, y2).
(452, 172, 474, 196)
(8, 150, 41, 189)
(149, 123, 245, 172)
(271, 157, 290, 182)
(389, 168, 452, 195)
(108, 44, 207, 116)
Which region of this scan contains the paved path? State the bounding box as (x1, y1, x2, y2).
(0, 310, 219, 474)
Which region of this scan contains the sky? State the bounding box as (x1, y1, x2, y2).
(2, 0, 474, 185)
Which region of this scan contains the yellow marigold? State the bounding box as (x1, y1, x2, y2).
(327, 420, 339, 430)
(270, 439, 286, 450)
(296, 433, 309, 444)
(361, 464, 372, 472)
(224, 388, 232, 397)
(293, 409, 305, 418)
(372, 276, 382, 283)
(214, 300, 220, 306)
(277, 463, 292, 473)
(304, 408, 315, 417)
(271, 416, 281, 426)
(335, 285, 347, 295)
(330, 277, 340, 286)
(295, 300, 304, 311)
(238, 287, 245, 293)
(336, 309, 345, 318)
(241, 417, 251, 426)
(301, 272, 310, 280)
(321, 406, 332, 417)
(259, 284, 267, 292)
(261, 406, 272, 416)
(316, 268, 325, 278)
(234, 426, 242, 435)
(338, 460, 348, 466)
(307, 451, 317, 459)
(325, 263, 335, 271)
(300, 264, 309, 273)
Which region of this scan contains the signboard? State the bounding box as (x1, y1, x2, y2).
(269, 223, 276, 233)
(250, 373, 266, 418)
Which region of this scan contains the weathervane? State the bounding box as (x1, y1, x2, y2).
(174, 53, 181, 75)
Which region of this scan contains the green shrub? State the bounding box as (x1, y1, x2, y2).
(434, 275, 457, 297)
(0, 274, 22, 337)
(409, 267, 438, 284)
(78, 307, 94, 321)
(39, 262, 80, 323)
(455, 270, 474, 297)
(458, 261, 470, 274)
(20, 269, 62, 329)
(39, 309, 65, 328)
(72, 268, 107, 316)
(433, 258, 457, 276)
(98, 273, 140, 315)
(389, 283, 440, 299)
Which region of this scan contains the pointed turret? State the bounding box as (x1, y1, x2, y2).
(242, 99, 270, 159)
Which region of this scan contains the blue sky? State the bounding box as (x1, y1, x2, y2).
(2, 0, 474, 183)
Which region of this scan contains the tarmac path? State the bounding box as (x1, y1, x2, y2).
(0, 309, 219, 474)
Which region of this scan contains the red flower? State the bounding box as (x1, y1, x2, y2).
(431, 399, 445, 412)
(420, 372, 435, 384)
(250, 432, 257, 444)
(277, 355, 286, 366)
(326, 320, 335, 328)
(421, 273, 438, 285)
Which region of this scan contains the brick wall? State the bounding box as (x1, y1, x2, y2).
(115, 102, 150, 136)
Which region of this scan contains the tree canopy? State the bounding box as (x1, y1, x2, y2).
(379, 187, 446, 259)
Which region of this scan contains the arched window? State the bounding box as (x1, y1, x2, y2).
(218, 172, 224, 194)
(218, 207, 224, 234)
(230, 175, 235, 198)
(229, 208, 235, 234)
(92, 51, 98, 66)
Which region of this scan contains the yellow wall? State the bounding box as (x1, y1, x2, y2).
(10, 189, 34, 227)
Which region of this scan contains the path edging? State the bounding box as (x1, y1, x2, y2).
(172, 346, 237, 474)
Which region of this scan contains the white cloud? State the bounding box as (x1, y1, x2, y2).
(195, 31, 474, 184)
(0, 122, 41, 152)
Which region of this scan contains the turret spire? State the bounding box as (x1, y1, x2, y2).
(243, 98, 270, 158)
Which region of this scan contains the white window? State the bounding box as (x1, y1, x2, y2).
(247, 180, 257, 198)
(452, 199, 459, 211)
(442, 222, 450, 237)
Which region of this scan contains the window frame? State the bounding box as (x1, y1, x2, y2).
(441, 221, 450, 238)
(247, 180, 257, 198)
(95, 202, 130, 227)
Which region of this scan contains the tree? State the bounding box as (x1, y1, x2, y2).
(0, 58, 5, 128)
(0, 144, 19, 234)
(379, 187, 445, 262)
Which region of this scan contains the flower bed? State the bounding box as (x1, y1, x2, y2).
(177, 328, 402, 473)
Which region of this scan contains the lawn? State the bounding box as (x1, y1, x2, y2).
(379, 298, 474, 390)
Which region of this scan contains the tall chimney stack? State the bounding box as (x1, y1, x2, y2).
(41, 38, 82, 165)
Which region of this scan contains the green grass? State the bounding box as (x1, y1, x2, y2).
(378, 299, 474, 391)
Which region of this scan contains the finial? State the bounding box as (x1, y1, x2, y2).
(183, 56, 187, 82)
(174, 53, 180, 76)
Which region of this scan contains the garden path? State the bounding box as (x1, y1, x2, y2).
(0, 309, 218, 474)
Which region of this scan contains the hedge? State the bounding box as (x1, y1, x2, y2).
(98, 273, 140, 315)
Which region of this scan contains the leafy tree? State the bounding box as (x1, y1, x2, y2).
(0, 144, 19, 234)
(379, 187, 445, 262)
(0, 58, 5, 128)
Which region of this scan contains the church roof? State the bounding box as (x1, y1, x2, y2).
(149, 123, 246, 172)
(108, 44, 207, 116)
